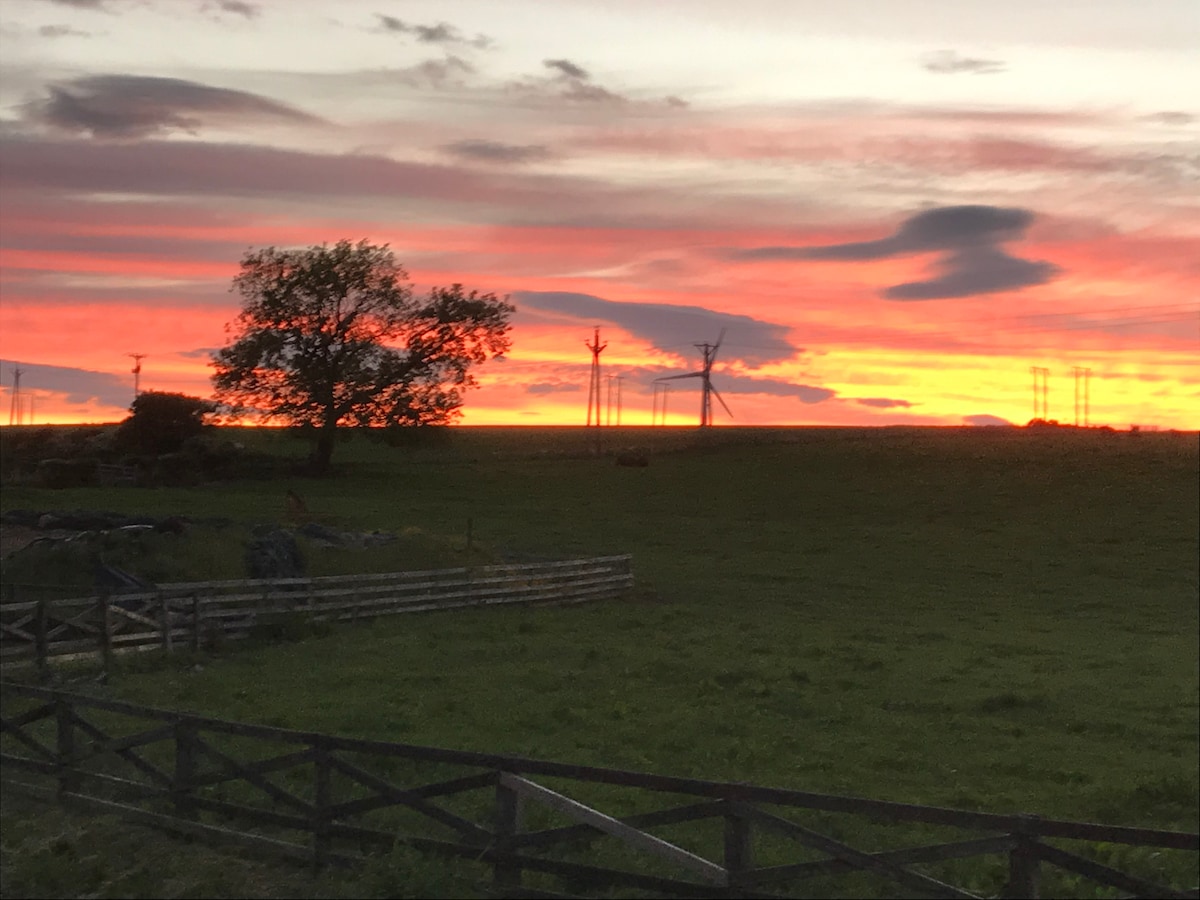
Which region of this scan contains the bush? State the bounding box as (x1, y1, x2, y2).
(115, 392, 215, 456)
(35, 457, 99, 488)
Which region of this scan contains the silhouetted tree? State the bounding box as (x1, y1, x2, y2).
(211, 240, 513, 474)
(116, 391, 214, 455)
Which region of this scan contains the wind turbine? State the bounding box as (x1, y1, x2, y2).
(656, 330, 733, 427)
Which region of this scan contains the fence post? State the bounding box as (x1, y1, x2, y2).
(99, 593, 113, 675)
(55, 695, 80, 799)
(493, 774, 523, 891)
(173, 718, 197, 820)
(723, 800, 754, 896)
(311, 737, 331, 873)
(1006, 815, 1041, 899)
(190, 593, 200, 653)
(35, 598, 49, 677)
(160, 593, 173, 653)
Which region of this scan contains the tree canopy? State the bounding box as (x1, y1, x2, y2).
(211, 240, 513, 473)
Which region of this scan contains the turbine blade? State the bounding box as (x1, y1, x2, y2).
(711, 385, 734, 419)
(656, 372, 704, 382)
(710, 328, 726, 364)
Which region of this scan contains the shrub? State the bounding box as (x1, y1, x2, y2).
(115, 392, 215, 456)
(35, 457, 99, 488)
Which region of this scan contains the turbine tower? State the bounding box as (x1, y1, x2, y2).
(656, 330, 733, 427)
(8, 367, 23, 426)
(585, 328, 606, 427)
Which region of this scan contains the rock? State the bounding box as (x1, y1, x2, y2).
(156, 515, 188, 535)
(245, 529, 305, 579)
(362, 531, 397, 547)
(299, 522, 344, 545)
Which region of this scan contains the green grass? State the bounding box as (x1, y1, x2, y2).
(2, 425, 1197, 896)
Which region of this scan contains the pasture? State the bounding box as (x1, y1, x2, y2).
(2, 425, 1197, 897)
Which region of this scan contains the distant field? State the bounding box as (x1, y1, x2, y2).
(2, 425, 1197, 897)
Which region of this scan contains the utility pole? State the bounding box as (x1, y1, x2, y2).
(585, 328, 606, 427)
(129, 353, 147, 400)
(605, 374, 614, 426)
(652, 382, 672, 426)
(8, 367, 22, 426)
(615, 375, 623, 426)
(1029, 366, 1049, 420)
(1073, 366, 1092, 427)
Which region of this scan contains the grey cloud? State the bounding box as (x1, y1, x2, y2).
(512, 291, 797, 366)
(1140, 111, 1195, 126)
(855, 397, 913, 409)
(733, 205, 1060, 301)
(26, 74, 322, 139)
(514, 59, 630, 105)
(374, 14, 490, 47)
(710, 374, 835, 403)
(544, 59, 589, 80)
(560, 81, 625, 104)
(38, 24, 91, 37)
(885, 247, 1058, 300)
(922, 51, 1005, 75)
(526, 382, 582, 395)
(41, 0, 110, 9)
(0, 359, 132, 409)
(964, 414, 1013, 426)
(391, 56, 476, 88)
(442, 139, 550, 164)
(214, 0, 259, 18)
(177, 347, 222, 359)
(0, 135, 574, 213)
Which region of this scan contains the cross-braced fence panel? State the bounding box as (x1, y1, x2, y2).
(2, 682, 1196, 899)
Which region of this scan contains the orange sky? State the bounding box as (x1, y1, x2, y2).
(1, 1, 1197, 430)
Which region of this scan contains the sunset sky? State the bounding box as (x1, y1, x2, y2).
(1, 0, 1197, 429)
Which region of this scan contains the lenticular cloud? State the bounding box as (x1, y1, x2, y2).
(734, 205, 1061, 300)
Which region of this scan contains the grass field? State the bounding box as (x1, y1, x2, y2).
(2, 425, 1197, 897)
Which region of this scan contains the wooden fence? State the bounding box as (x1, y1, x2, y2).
(0, 555, 634, 669)
(1, 683, 1196, 899)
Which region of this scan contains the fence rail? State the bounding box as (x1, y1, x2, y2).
(1, 683, 1196, 899)
(0, 555, 634, 668)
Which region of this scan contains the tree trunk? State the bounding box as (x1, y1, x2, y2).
(312, 421, 336, 475)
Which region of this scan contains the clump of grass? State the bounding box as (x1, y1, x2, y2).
(974, 691, 1050, 713)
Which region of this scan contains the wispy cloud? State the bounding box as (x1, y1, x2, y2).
(708, 373, 835, 402)
(38, 24, 92, 37)
(389, 56, 477, 88)
(373, 14, 491, 48)
(855, 397, 913, 408)
(733, 205, 1061, 301)
(40, 0, 112, 10)
(441, 139, 551, 165)
(922, 50, 1006, 75)
(1140, 111, 1195, 126)
(526, 381, 582, 395)
(25, 74, 322, 139)
(210, 0, 259, 19)
(544, 58, 589, 80)
(504, 56, 682, 107)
